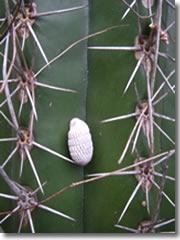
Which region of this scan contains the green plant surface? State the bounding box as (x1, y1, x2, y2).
(85, 0, 149, 233)
(0, 0, 175, 233)
(157, 2, 175, 232)
(84, 0, 175, 233)
(0, 1, 19, 233)
(0, 0, 88, 233)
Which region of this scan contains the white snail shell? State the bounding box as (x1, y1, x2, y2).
(68, 118, 93, 166)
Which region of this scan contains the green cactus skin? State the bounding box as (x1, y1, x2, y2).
(0, 0, 175, 233)
(84, 0, 175, 233)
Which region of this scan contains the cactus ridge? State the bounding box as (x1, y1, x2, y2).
(0, 0, 175, 233)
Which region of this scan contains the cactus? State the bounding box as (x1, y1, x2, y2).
(0, 0, 175, 233)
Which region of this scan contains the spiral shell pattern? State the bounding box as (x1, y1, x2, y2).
(68, 118, 93, 166)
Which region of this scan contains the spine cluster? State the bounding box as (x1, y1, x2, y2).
(0, 0, 175, 233)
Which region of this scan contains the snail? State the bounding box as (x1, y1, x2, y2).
(68, 118, 93, 166)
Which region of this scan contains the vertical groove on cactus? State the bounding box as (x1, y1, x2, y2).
(0, 0, 175, 233)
